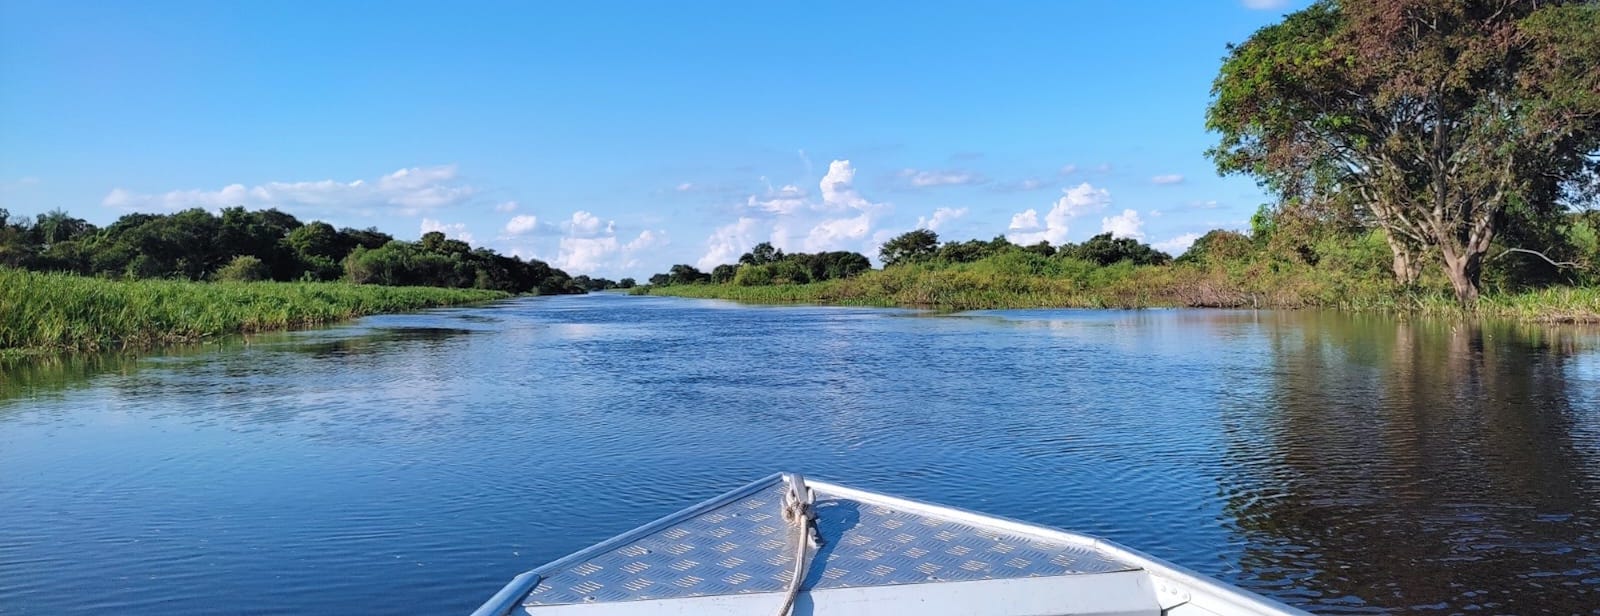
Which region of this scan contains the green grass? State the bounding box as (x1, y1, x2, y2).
(1, 268, 509, 353)
(636, 255, 1600, 322)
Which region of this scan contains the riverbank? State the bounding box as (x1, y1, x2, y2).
(0, 268, 509, 354)
(633, 258, 1600, 323)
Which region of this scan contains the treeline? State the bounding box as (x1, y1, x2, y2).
(0, 207, 586, 294)
(645, 243, 871, 287)
(644, 230, 1175, 289)
(875, 229, 1171, 268)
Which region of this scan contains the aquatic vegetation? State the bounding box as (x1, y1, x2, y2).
(0, 268, 507, 352)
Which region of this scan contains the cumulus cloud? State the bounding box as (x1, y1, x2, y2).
(915, 207, 967, 232)
(565, 210, 614, 236)
(420, 218, 474, 243)
(701, 159, 892, 268)
(1242, 0, 1289, 9)
(698, 217, 764, 270)
(1006, 182, 1112, 245)
(1151, 174, 1185, 185)
(1154, 232, 1203, 255)
(897, 168, 987, 188)
(101, 165, 475, 217)
(554, 229, 665, 274)
(1099, 209, 1145, 240)
(495, 201, 518, 212)
(503, 215, 542, 236)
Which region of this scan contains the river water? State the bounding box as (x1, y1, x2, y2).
(2, 293, 1597, 614)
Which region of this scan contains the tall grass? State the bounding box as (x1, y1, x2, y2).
(1, 268, 508, 352)
(638, 254, 1600, 322)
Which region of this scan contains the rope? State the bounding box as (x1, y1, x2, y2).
(775, 473, 821, 616)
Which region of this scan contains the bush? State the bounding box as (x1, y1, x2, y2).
(215, 255, 270, 282)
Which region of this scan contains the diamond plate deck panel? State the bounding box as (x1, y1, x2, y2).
(523, 480, 1138, 607)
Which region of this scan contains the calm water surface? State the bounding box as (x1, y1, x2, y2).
(2, 294, 1598, 614)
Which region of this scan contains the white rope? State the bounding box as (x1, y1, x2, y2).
(775, 473, 820, 616)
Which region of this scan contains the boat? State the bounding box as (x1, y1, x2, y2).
(472, 473, 1310, 616)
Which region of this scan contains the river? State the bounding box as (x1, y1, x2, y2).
(2, 293, 1597, 614)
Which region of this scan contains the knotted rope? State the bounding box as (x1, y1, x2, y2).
(775, 473, 821, 616)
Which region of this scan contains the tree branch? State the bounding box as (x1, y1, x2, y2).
(1493, 247, 1584, 269)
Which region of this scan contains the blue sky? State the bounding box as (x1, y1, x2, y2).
(0, 0, 1302, 278)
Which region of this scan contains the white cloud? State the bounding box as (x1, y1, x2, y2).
(676, 182, 695, 192)
(701, 159, 892, 267)
(803, 213, 873, 252)
(101, 165, 475, 216)
(820, 160, 880, 213)
(1093, 163, 1114, 173)
(915, 207, 967, 232)
(420, 218, 474, 243)
(1059, 164, 1079, 176)
(1100, 209, 1145, 240)
(554, 229, 665, 274)
(1190, 200, 1221, 209)
(1151, 174, 1185, 185)
(1006, 182, 1112, 245)
(1056, 182, 1112, 216)
(495, 201, 518, 212)
(1242, 0, 1289, 9)
(1149, 210, 1164, 218)
(1154, 232, 1203, 255)
(503, 215, 541, 236)
(897, 168, 987, 188)
(698, 217, 763, 270)
(565, 210, 613, 236)
(747, 184, 809, 215)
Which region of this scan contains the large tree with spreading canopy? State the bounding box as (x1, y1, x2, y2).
(1207, 0, 1600, 305)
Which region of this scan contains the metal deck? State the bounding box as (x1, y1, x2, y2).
(519, 475, 1138, 608)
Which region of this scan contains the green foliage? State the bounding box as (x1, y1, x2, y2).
(1178, 230, 1254, 264)
(652, 246, 870, 288)
(0, 206, 580, 295)
(879, 229, 939, 266)
(738, 242, 784, 265)
(0, 267, 506, 352)
(215, 255, 270, 282)
(1056, 233, 1171, 266)
(1208, 0, 1600, 305)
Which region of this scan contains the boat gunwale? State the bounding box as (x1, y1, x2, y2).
(472, 472, 1310, 616)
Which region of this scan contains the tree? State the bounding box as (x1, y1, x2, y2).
(618, 277, 637, 289)
(879, 229, 939, 266)
(1208, 0, 1600, 305)
(215, 255, 270, 281)
(738, 242, 784, 265)
(667, 264, 710, 285)
(710, 263, 738, 283)
(1059, 233, 1171, 266)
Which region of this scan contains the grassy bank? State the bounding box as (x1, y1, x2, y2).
(1, 268, 509, 353)
(633, 252, 1600, 323)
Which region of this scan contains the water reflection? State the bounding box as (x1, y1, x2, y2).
(1225, 316, 1600, 613)
(1, 299, 1597, 615)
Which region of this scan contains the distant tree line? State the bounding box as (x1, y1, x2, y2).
(642, 231, 1175, 288)
(0, 206, 585, 294)
(876, 229, 1171, 268)
(646, 242, 872, 287)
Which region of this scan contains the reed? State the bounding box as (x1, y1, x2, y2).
(0, 268, 508, 352)
(638, 258, 1600, 322)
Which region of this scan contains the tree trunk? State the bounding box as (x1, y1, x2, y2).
(1440, 249, 1483, 307)
(1384, 232, 1423, 286)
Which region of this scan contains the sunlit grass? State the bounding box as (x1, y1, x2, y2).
(637, 256, 1599, 322)
(1, 268, 508, 352)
